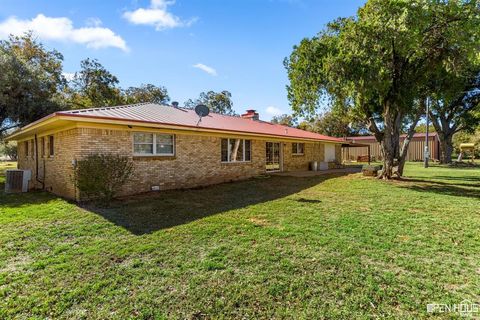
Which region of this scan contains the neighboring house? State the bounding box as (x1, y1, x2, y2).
(343, 132, 440, 162)
(7, 103, 344, 200)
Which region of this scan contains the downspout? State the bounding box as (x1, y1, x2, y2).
(34, 134, 45, 189)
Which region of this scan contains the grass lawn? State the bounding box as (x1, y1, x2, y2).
(0, 162, 479, 319)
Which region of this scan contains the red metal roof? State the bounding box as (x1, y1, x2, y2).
(54, 103, 343, 142)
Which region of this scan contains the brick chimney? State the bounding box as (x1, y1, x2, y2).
(241, 109, 259, 120)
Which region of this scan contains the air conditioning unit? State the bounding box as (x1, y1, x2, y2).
(318, 162, 329, 171)
(5, 170, 31, 193)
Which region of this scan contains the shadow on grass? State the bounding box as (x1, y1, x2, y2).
(397, 178, 480, 200)
(407, 177, 480, 188)
(428, 175, 480, 182)
(0, 184, 59, 207)
(430, 163, 480, 170)
(83, 173, 349, 235)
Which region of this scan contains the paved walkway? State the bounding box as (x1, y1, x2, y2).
(271, 166, 362, 177)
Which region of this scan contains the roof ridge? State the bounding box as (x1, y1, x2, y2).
(62, 102, 154, 114)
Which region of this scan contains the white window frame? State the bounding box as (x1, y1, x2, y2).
(221, 138, 251, 163)
(133, 132, 175, 156)
(292, 142, 305, 155)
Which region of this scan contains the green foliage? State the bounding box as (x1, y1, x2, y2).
(74, 154, 134, 204)
(270, 114, 295, 126)
(284, 0, 480, 177)
(414, 124, 434, 134)
(0, 33, 176, 134)
(69, 58, 123, 108)
(0, 32, 65, 136)
(298, 106, 365, 137)
(454, 129, 480, 157)
(67, 61, 174, 109)
(67, 61, 172, 109)
(2, 141, 17, 160)
(123, 84, 170, 105)
(184, 90, 236, 115)
(427, 60, 480, 162)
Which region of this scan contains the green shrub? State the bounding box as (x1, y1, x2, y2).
(75, 154, 134, 204)
(2, 142, 17, 160)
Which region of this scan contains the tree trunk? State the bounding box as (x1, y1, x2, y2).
(439, 134, 454, 164)
(379, 105, 402, 179)
(429, 110, 455, 164)
(380, 138, 396, 179)
(397, 127, 416, 176)
(397, 104, 424, 176)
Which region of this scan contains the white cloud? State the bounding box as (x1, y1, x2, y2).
(266, 106, 284, 116)
(193, 63, 217, 76)
(62, 72, 75, 82)
(0, 14, 128, 51)
(123, 0, 196, 31)
(85, 17, 102, 28)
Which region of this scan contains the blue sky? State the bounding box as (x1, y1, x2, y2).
(0, 0, 365, 120)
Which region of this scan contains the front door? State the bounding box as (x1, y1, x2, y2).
(266, 142, 281, 172)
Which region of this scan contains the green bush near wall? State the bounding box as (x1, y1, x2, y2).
(74, 154, 134, 204)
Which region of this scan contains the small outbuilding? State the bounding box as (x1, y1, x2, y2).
(342, 133, 440, 162)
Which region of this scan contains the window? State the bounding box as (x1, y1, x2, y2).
(292, 142, 305, 155)
(49, 136, 54, 156)
(133, 132, 175, 155)
(156, 134, 174, 155)
(221, 138, 251, 162)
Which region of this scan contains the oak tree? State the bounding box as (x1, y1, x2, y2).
(285, 0, 480, 178)
(0, 33, 65, 137)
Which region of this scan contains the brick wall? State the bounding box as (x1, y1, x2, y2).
(282, 142, 325, 171)
(17, 126, 341, 200)
(17, 129, 79, 199)
(74, 128, 266, 197)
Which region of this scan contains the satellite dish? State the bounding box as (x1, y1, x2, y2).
(195, 104, 209, 117)
(195, 104, 209, 125)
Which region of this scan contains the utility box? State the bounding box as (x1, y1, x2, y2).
(5, 170, 31, 193)
(318, 162, 329, 171)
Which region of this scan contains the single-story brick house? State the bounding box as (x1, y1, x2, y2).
(7, 103, 344, 200)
